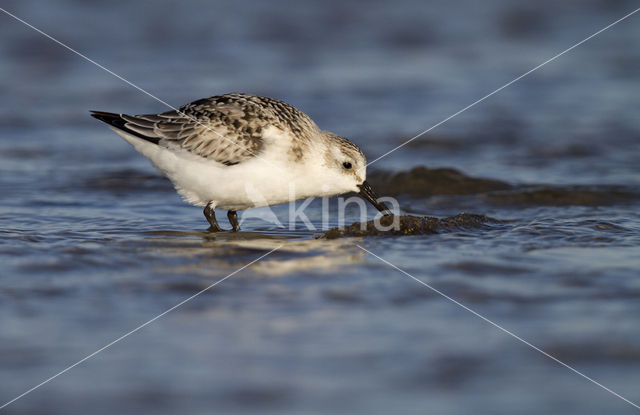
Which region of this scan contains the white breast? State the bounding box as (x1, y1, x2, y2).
(111, 126, 327, 210)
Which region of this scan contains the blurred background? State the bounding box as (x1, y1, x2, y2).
(1, 0, 639, 414)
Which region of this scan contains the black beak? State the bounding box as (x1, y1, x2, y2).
(358, 181, 392, 216)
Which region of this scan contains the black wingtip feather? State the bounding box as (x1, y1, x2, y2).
(90, 110, 125, 128)
(89, 110, 160, 144)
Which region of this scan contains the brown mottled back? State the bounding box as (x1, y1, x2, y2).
(119, 93, 318, 166)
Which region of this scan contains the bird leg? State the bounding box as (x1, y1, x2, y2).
(227, 210, 240, 232)
(204, 202, 223, 232)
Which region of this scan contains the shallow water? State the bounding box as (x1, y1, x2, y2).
(1, 0, 640, 414)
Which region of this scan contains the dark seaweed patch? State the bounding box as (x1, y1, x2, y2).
(321, 213, 503, 239)
(368, 166, 640, 207)
(485, 186, 640, 206)
(368, 167, 511, 198)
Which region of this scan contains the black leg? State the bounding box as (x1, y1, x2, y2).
(227, 210, 240, 232)
(203, 202, 223, 232)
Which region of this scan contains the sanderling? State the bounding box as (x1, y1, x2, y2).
(91, 93, 390, 231)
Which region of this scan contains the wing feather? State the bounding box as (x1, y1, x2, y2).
(118, 101, 263, 165)
(93, 93, 318, 165)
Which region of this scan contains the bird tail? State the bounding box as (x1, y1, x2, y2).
(89, 110, 160, 144)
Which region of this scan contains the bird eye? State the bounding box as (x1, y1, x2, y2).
(343, 161, 352, 169)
